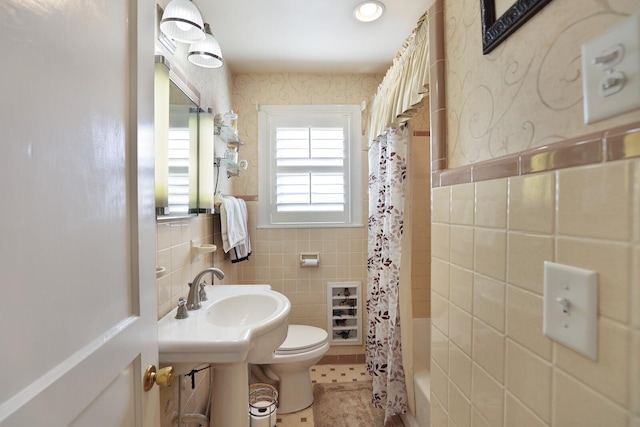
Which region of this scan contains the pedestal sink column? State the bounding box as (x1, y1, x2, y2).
(210, 363, 250, 427)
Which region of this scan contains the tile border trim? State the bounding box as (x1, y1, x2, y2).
(432, 121, 640, 187)
(426, 1, 640, 188)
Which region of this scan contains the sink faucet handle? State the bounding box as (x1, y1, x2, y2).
(186, 267, 224, 311)
(199, 282, 208, 301)
(175, 297, 188, 319)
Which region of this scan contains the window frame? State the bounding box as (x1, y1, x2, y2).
(258, 104, 363, 228)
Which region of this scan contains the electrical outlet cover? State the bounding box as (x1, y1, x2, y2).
(582, 12, 640, 123)
(543, 261, 598, 360)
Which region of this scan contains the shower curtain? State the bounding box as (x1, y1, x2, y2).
(366, 125, 409, 423)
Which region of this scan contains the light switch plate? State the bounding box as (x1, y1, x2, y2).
(582, 12, 640, 123)
(543, 261, 598, 360)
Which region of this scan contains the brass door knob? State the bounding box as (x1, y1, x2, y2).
(143, 365, 174, 391)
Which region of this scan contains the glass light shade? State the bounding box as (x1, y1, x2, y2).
(354, 1, 385, 22)
(188, 24, 224, 68)
(160, 0, 205, 43)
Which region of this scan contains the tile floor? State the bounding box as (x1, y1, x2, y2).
(275, 363, 371, 427)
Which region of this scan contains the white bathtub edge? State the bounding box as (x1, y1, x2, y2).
(402, 318, 431, 427)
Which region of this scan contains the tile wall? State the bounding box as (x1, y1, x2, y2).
(430, 157, 640, 427)
(409, 107, 432, 318)
(213, 202, 369, 356)
(156, 214, 216, 318)
(432, 0, 640, 422)
(155, 216, 220, 427)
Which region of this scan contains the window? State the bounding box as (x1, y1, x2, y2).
(258, 105, 363, 228)
(167, 127, 190, 214)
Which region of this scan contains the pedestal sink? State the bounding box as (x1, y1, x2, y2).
(157, 284, 291, 427)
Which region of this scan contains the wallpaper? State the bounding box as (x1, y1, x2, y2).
(230, 73, 383, 196)
(444, 0, 640, 168)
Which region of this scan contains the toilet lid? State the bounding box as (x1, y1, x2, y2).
(277, 325, 328, 354)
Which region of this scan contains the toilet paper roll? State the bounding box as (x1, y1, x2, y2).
(300, 259, 319, 267)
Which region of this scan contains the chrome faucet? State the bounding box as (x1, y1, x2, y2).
(186, 267, 225, 310)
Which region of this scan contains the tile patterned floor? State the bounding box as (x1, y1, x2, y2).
(274, 364, 371, 427)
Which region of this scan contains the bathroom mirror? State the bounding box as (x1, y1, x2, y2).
(167, 82, 198, 216)
(155, 56, 200, 218)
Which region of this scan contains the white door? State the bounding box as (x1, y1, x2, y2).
(0, 0, 159, 426)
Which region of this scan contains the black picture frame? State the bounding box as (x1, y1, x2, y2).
(481, 0, 554, 54)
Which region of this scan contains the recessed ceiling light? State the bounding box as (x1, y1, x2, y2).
(354, 1, 385, 22)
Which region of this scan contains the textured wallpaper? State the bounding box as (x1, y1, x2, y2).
(444, 0, 640, 168)
(230, 73, 383, 195)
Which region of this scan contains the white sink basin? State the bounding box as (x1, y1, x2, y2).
(157, 284, 291, 366)
(205, 293, 280, 327)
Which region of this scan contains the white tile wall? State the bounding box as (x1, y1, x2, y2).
(432, 159, 640, 426)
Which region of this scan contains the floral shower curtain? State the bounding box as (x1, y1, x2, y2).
(366, 125, 409, 423)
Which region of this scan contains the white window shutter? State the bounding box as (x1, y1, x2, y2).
(167, 128, 190, 214)
(258, 105, 363, 228)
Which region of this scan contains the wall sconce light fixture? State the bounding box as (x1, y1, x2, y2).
(154, 57, 171, 215)
(188, 23, 224, 68)
(160, 0, 205, 43)
(198, 108, 215, 212)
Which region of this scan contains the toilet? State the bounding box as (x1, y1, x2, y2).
(253, 324, 329, 414)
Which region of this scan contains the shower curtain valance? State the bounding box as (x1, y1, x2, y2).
(368, 12, 429, 142)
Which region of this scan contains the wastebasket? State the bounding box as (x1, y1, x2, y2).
(249, 383, 278, 427)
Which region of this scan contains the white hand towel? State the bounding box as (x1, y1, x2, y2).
(230, 198, 251, 263)
(220, 196, 246, 253)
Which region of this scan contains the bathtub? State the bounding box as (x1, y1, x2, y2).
(401, 318, 430, 427)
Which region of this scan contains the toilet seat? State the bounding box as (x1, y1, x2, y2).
(275, 325, 328, 355)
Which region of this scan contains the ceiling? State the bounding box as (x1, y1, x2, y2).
(197, 0, 433, 74)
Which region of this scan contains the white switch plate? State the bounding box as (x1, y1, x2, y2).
(582, 12, 640, 124)
(543, 261, 598, 360)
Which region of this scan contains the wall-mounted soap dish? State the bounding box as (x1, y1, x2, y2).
(191, 240, 217, 256)
(156, 265, 167, 278)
